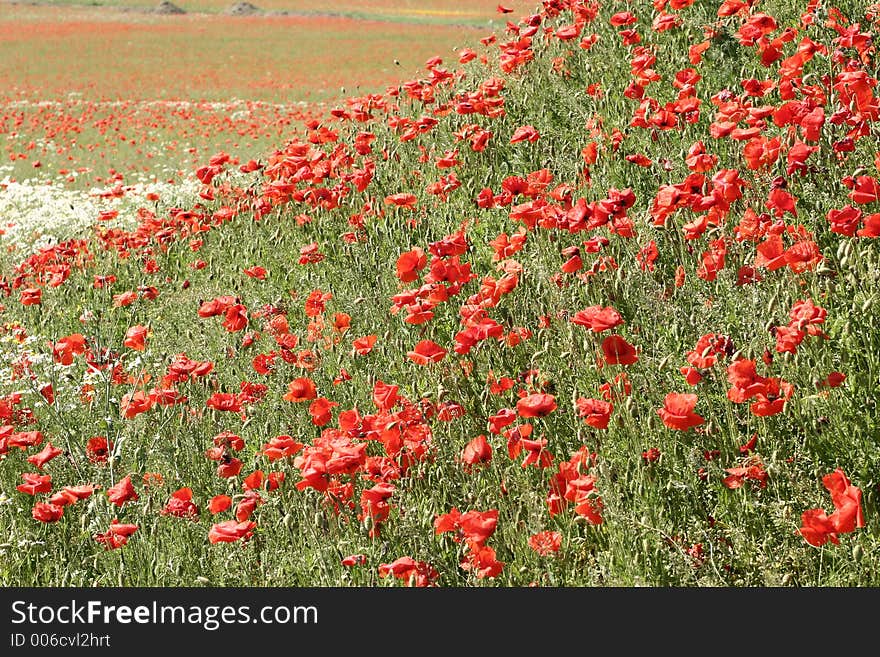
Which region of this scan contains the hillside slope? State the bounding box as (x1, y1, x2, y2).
(2, 0, 879, 586)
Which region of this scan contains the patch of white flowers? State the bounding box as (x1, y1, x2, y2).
(0, 329, 48, 389)
(0, 167, 203, 255)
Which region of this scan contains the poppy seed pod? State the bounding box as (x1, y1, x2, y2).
(853, 544, 864, 562)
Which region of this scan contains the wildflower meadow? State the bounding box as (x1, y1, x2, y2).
(1, 0, 878, 589)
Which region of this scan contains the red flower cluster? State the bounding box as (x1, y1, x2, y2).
(435, 508, 504, 579)
(799, 470, 864, 547)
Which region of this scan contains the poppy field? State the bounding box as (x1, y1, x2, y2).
(1, 2, 530, 189)
(1, 0, 879, 587)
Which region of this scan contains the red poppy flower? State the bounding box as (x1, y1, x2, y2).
(786, 140, 818, 175)
(510, 125, 540, 143)
(17, 472, 52, 495)
(198, 296, 236, 318)
(212, 431, 244, 453)
(847, 175, 880, 204)
(243, 265, 268, 280)
(358, 481, 395, 534)
(262, 435, 304, 461)
(681, 366, 703, 385)
(32, 502, 64, 523)
(222, 304, 249, 332)
(235, 490, 263, 521)
(372, 380, 399, 411)
(823, 469, 865, 534)
(755, 234, 788, 270)
(27, 442, 62, 470)
(4, 429, 39, 450)
(488, 407, 517, 434)
(407, 339, 447, 365)
(514, 430, 553, 469)
(352, 334, 377, 356)
(217, 457, 243, 479)
(571, 305, 624, 332)
(123, 325, 149, 351)
(461, 434, 493, 468)
(749, 378, 793, 417)
(766, 187, 798, 218)
(626, 153, 653, 167)
(799, 508, 839, 547)
(461, 543, 504, 578)
(331, 313, 351, 334)
(458, 48, 477, 64)
(723, 462, 769, 489)
(610, 11, 638, 25)
(51, 333, 87, 365)
(308, 397, 339, 426)
(601, 335, 639, 365)
(528, 530, 562, 556)
(827, 205, 862, 236)
(106, 475, 139, 506)
(48, 484, 97, 507)
(112, 291, 137, 307)
(739, 434, 758, 454)
(689, 40, 710, 64)
(110, 519, 139, 538)
(455, 508, 500, 545)
(384, 193, 418, 209)
(788, 299, 827, 336)
(743, 135, 782, 170)
(684, 141, 718, 172)
(434, 507, 462, 536)
(818, 371, 846, 389)
(209, 494, 232, 514)
(726, 359, 768, 402)
(341, 554, 367, 567)
(858, 213, 880, 237)
(378, 557, 438, 587)
(304, 289, 332, 317)
(283, 377, 317, 402)
(642, 447, 661, 463)
(206, 392, 242, 413)
(800, 469, 864, 546)
(95, 519, 138, 550)
(298, 243, 325, 265)
(161, 487, 199, 519)
(121, 391, 153, 419)
(774, 325, 806, 354)
(657, 393, 705, 430)
(516, 393, 557, 418)
(86, 436, 112, 463)
(575, 397, 613, 429)
(20, 288, 42, 306)
(437, 509, 499, 547)
(686, 333, 733, 369)
(208, 520, 256, 544)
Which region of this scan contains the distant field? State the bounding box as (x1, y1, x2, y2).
(0, 5, 512, 101)
(0, 1, 531, 187)
(1, 0, 537, 23)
